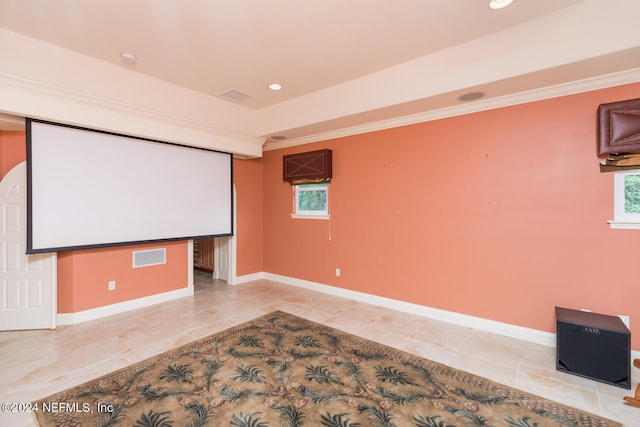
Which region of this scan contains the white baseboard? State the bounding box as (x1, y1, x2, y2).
(60, 270, 639, 358)
(259, 272, 640, 358)
(234, 271, 265, 285)
(262, 273, 557, 348)
(57, 286, 194, 325)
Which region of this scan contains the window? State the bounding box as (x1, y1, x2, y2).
(291, 183, 329, 219)
(610, 171, 640, 229)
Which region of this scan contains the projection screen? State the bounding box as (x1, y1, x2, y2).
(26, 119, 233, 253)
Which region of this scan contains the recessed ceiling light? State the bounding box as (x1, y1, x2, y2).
(489, 0, 514, 10)
(120, 51, 137, 64)
(268, 83, 283, 91)
(458, 92, 486, 102)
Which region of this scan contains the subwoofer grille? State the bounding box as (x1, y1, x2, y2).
(556, 307, 630, 389)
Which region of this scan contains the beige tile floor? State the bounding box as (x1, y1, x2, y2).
(1, 269, 638, 426)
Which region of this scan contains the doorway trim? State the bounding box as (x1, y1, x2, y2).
(212, 184, 237, 284)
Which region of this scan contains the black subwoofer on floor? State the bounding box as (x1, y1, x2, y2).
(556, 306, 630, 389)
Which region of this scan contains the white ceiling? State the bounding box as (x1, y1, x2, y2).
(1, 0, 640, 148)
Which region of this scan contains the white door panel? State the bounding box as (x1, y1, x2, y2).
(1, 162, 56, 330)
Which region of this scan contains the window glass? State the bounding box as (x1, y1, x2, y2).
(294, 183, 328, 217)
(624, 174, 640, 214)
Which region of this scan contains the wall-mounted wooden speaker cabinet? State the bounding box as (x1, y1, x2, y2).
(283, 149, 332, 185)
(598, 97, 640, 155)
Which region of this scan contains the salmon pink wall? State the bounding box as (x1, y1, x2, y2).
(263, 83, 640, 350)
(0, 131, 26, 179)
(57, 241, 188, 313)
(233, 157, 264, 276)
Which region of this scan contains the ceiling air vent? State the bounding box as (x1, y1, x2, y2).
(219, 90, 251, 103)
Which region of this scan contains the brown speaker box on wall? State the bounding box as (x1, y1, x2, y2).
(556, 307, 631, 389)
(283, 149, 332, 185)
(598, 97, 640, 155)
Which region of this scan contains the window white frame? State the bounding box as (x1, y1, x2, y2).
(290, 183, 330, 220)
(609, 171, 640, 229)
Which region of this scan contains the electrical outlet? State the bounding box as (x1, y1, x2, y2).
(335, 268, 341, 277)
(108, 280, 116, 291)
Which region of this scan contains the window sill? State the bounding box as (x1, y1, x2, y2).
(290, 214, 330, 220)
(608, 220, 640, 230)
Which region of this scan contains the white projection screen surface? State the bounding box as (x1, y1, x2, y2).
(26, 119, 233, 253)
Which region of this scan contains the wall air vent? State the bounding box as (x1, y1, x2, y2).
(133, 248, 166, 268)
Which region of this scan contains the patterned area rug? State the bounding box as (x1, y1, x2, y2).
(34, 311, 621, 427)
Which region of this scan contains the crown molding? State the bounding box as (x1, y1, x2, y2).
(0, 73, 264, 157)
(4, 67, 639, 156)
(263, 68, 640, 151)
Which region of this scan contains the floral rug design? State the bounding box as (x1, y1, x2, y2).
(34, 311, 620, 426)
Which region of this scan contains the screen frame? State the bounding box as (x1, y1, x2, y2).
(25, 118, 234, 254)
